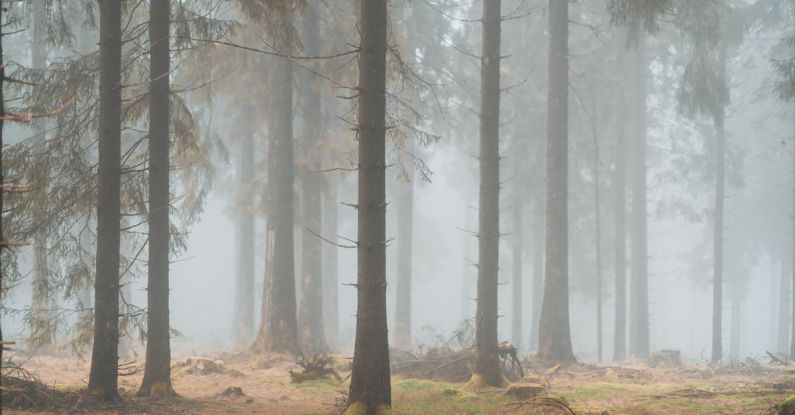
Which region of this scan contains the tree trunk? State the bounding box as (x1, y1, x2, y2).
(323, 173, 339, 349)
(592, 113, 603, 364)
(629, 35, 650, 359)
(613, 130, 627, 362)
(234, 131, 255, 346)
(780, 259, 791, 354)
(730, 286, 741, 361)
(88, 0, 122, 401)
(347, 0, 391, 412)
(473, 0, 503, 387)
(394, 161, 413, 350)
(529, 197, 543, 351)
(29, 0, 55, 348)
(297, 3, 327, 354)
(538, 0, 575, 363)
(512, 159, 523, 350)
(711, 39, 727, 365)
(253, 22, 298, 353)
(789, 5, 795, 361)
(139, 0, 173, 396)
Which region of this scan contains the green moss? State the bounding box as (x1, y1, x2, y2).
(779, 395, 795, 415)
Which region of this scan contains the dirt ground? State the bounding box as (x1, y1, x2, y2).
(4, 351, 795, 414)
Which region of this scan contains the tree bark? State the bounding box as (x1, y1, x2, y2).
(297, 3, 327, 354)
(233, 131, 255, 346)
(347, 0, 391, 412)
(538, 0, 575, 363)
(613, 130, 627, 362)
(253, 21, 298, 354)
(711, 39, 727, 365)
(629, 35, 650, 359)
(139, 0, 173, 396)
(473, 0, 503, 386)
(88, 0, 122, 401)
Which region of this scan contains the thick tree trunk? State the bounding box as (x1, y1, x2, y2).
(614, 131, 627, 362)
(711, 40, 727, 365)
(511, 160, 523, 350)
(30, 0, 54, 348)
(347, 0, 391, 412)
(473, 0, 503, 387)
(233, 131, 255, 346)
(323, 174, 339, 349)
(139, 0, 173, 396)
(629, 35, 650, 358)
(538, 0, 575, 363)
(88, 0, 122, 401)
(253, 24, 298, 353)
(297, 3, 327, 354)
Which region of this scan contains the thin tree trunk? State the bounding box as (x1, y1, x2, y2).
(780, 259, 791, 354)
(538, 0, 575, 363)
(789, 4, 795, 361)
(614, 129, 627, 362)
(234, 131, 255, 346)
(323, 173, 339, 349)
(139, 0, 173, 396)
(592, 114, 603, 364)
(629, 35, 650, 359)
(253, 22, 298, 353)
(473, 0, 503, 387)
(730, 286, 741, 361)
(297, 3, 327, 354)
(529, 197, 543, 351)
(88, 0, 122, 401)
(711, 39, 727, 365)
(512, 160, 523, 350)
(347, 0, 391, 411)
(394, 3, 415, 351)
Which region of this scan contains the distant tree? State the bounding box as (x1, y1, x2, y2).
(538, 0, 576, 363)
(347, 0, 391, 412)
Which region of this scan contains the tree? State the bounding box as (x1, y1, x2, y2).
(253, 4, 299, 354)
(472, 0, 503, 387)
(297, 2, 327, 354)
(537, 0, 575, 363)
(346, 0, 391, 412)
(139, 0, 174, 396)
(614, 123, 627, 362)
(88, 0, 122, 401)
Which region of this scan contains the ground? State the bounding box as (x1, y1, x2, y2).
(3, 352, 793, 414)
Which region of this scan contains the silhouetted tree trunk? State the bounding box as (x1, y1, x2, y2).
(29, 0, 54, 347)
(538, 0, 575, 363)
(511, 158, 523, 350)
(473, 0, 503, 386)
(629, 34, 650, 359)
(139, 0, 173, 396)
(254, 24, 298, 354)
(323, 173, 339, 348)
(297, 3, 327, 354)
(711, 39, 727, 364)
(234, 131, 255, 346)
(88, 0, 122, 401)
(614, 130, 627, 362)
(347, 0, 391, 412)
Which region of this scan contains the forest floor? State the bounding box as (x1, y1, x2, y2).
(3, 351, 795, 414)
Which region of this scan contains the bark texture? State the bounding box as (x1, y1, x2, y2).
(139, 0, 174, 396)
(254, 25, 298, 354)
(473, 0, 503, 387)
(88, 0, 122, 401)
(537, 0, 575, 363)
(347, 0, 391, 412)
